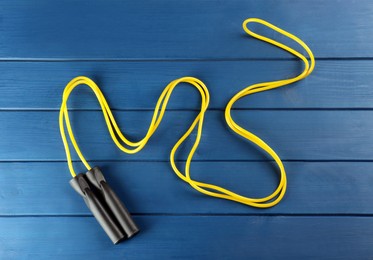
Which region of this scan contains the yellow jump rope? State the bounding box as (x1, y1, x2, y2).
(60, 18, 314, 218)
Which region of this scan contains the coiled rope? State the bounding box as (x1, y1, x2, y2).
(60, 18, 315, 208)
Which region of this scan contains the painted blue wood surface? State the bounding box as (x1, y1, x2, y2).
(0, 111, 372, 161)
(1, 216, 372, 259)
(0, 60, 372, 110)
(0, 161, 372, 215)
(1, 0, 372, 59)
(0, 0, 372, 259)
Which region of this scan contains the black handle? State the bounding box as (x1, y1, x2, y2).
(70, 168, 140, 244)
(86, 167, 140, 239)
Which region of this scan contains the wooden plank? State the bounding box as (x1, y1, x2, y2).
(1, 60, 372, 110)
(0, 110, 372, 161)
(1, 0, 372, 59)
(0, 216, 372, 259)
(1, 161, 372, 215)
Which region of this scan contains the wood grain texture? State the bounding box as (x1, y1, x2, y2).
(1, 216, 372, 259)
(0, 161, 372, 215)
(1, 0, 372, 59)
(0, 60, 372, 110)
(0, 110, 372, 161)
(1, 0, 372, 258)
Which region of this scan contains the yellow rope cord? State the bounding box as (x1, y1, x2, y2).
(59, 18, 315, 208)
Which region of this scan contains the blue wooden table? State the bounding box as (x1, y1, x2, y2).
(1, 0, 373, 259)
